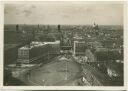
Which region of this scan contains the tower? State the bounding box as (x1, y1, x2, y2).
(93, 22, 99, 30)
(93, 22, 96, 28)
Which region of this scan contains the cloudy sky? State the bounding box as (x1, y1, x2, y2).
(4, 1, 123, 25)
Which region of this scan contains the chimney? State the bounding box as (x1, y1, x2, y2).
(16, 24, 19, 32)
(38, 24, 40, 29)
(58, 25, 60, 31)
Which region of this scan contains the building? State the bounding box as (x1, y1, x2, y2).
(95, 47, 123, 61)
(61, 32, 72, 50)
(4, 44, 21, 66)
(94, 47, 109, 61)
(73, 41, 86, 56)
(87, 41, 103, 50)
(17, 41, 60, 64)
(45, 41, 60, 54)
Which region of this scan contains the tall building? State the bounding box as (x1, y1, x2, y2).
(17, 41, 60, 64)
(73, 41, 86, 56)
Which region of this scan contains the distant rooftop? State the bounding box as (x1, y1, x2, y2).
(74, 41, 85, 43)
(19, 40, 60, 50)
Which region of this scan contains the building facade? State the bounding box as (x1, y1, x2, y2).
(73, 41, 86, 56)
(17, 41, 60, 64)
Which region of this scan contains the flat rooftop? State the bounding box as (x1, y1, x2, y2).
(19, 40, 60, 50)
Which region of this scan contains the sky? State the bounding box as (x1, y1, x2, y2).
(4, 1, 124, 25)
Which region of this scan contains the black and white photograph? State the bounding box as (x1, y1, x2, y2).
(4, 1, 124, 86)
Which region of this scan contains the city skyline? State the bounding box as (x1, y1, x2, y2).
(4, 1, 123, 25)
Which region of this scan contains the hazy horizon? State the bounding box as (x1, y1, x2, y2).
(4, 24, 123, 26)
(4, 1, 123, 25)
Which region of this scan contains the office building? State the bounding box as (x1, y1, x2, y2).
(17, 41, 60, 64)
